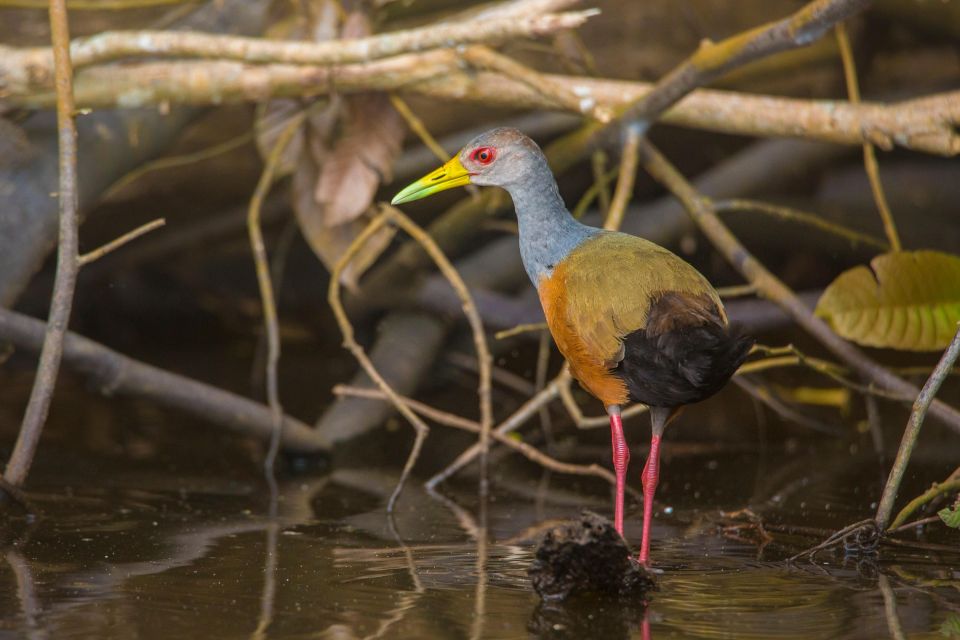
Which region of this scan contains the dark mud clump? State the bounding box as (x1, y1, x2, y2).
(528, 511, 656, 601)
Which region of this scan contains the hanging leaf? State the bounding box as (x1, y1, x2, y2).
(815, 250, 960, 351)
(293, 150, 395, 291)
(939, 504, 960, 529)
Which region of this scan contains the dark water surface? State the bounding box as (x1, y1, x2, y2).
(1, 370, 958, 639)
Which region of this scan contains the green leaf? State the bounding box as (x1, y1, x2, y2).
(941, 614, 960, 638)
(938, 505, 960, 529)
(815, 250, 960, 351)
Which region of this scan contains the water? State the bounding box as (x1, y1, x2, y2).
(1, 367, 958, 639)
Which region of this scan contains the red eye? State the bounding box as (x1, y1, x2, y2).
(471, 146, 495, 165)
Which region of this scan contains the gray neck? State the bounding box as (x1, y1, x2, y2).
(505, 168, 597, 286)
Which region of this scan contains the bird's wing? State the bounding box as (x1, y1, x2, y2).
(551, 232, 725, 367)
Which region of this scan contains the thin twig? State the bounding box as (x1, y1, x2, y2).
(103, 131, 253, 199)
(712, 199, 889, 250)
(329, 214, 429, 512)
(835, 23, 901, 252)
(733, 377, 845, 436)
(383, 205, 494, 492)
(888, 478, 960, 533)
(715, 284, 757, 298)
(637, 140, 960, 432)
(333, 385, 481, 432)
(333, 385, 615, 484)
(603, 124, 640, 231)
(389, 93, 449, 163)
(875, 324, 960, 530)
(329, 206, 493, 509)
(494, 322, 548, 340)
(248, 111, 305, 480)
(590, 150, 612, 214)
(3, 0, 79, 489)
(462, 43, 611, 122)
(77, 218, 165, 266)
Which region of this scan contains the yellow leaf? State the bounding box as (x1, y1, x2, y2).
(815, 251, 960, 351)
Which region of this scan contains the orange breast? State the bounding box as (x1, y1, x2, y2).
(539, 261, 629, 408)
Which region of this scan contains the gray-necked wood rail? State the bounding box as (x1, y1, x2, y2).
(393, 128, 753, 565)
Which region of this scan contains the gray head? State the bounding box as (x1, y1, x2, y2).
(391, 127, 554, 205)
(457, 127, 552, 189)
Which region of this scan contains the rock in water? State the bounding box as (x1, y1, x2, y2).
(529, 511, 656, 601)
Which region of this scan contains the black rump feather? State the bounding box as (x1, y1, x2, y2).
(614, 293, 754, 408)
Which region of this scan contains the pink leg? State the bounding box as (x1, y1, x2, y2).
(607, 408, 629, 536)
(638, 433, 662, 565)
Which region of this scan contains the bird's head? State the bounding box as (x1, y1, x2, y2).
(391, 127, 544, 205)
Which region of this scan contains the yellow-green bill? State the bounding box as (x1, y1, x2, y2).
(391, 156, 472, 205)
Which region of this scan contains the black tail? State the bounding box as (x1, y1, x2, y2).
(615, 296, 754, 408)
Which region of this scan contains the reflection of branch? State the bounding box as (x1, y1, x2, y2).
(638, 141, 960, 433)
(0, 308, 330, 453)
(876, 325, 960, 530)
(878, 575, 907, 640)
(4, 0, 80, 489)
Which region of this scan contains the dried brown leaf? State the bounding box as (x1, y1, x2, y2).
(314, 92, 405, 228)
(293, 150, 395, 290)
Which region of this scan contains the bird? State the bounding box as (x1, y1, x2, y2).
(392, 128, 753, 565)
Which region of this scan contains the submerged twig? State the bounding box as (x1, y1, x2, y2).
(4, 0, 80, 489)
(876, 324, 960, 530)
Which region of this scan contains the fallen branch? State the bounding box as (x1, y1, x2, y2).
(4, 0, 80, 489)
(638, 140, 960, 432)
(0, 308, 329, 453)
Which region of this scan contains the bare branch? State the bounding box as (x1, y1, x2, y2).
(609, 0, 874, 131)
(0, 10, 595, 82)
